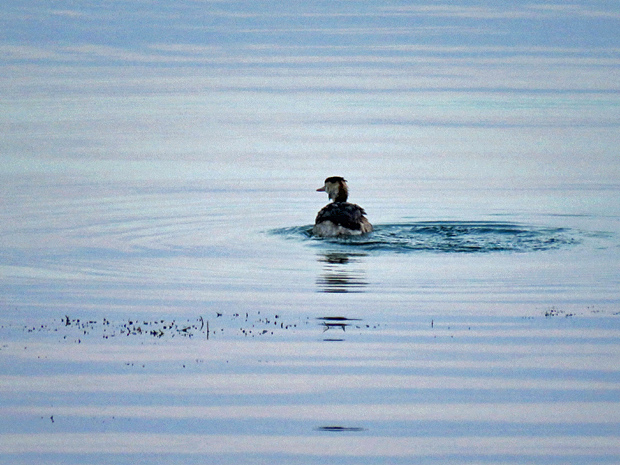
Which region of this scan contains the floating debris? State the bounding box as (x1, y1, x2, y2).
(315, 426, 366, 432)
(544, 307, 574, 318)
(317, 316, 361, 332)
(1, 312, 382, 344)
(59, 316, 209, 339)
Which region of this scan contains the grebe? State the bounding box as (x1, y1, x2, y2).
(313, 176, 373, 237)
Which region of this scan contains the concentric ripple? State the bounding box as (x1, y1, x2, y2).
(271, 221, 580, 253)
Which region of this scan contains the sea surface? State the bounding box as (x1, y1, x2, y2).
(2, 63, 620, 464)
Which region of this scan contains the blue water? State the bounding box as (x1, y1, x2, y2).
(2, 3, 620, 460)
(1, 164, 619, 464)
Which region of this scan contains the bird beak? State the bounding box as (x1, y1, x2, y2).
(316, 186, 326, 192)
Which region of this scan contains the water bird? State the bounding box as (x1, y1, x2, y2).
(313, 176, 373, 237)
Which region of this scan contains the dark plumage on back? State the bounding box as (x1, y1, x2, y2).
(315, 202, 368, 231)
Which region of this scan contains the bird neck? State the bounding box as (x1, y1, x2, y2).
(333, 190, 348, 202)
(326, 180, 349, 202)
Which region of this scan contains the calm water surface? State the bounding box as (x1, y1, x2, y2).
(1, 70, 620, 464)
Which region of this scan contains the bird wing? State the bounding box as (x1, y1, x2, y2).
(315, 202, 367, 230)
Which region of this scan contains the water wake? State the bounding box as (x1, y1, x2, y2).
(271, 221, 579, 253)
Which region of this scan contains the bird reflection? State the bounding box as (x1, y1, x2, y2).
(316, 252, 368, 293)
